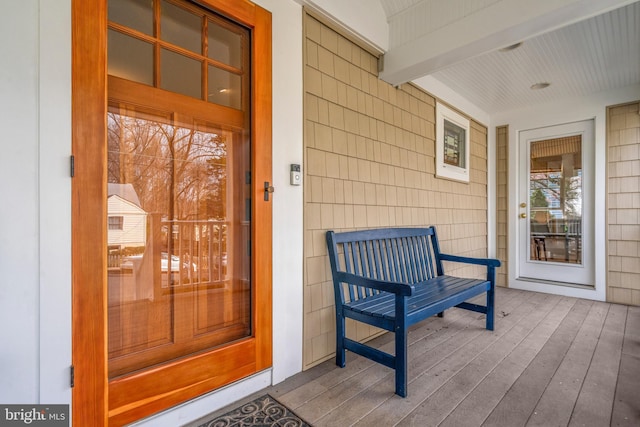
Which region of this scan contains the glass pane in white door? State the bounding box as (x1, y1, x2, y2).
(529, 135, 582, 265)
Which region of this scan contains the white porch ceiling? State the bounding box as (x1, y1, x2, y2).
(377, 0, 640, 115)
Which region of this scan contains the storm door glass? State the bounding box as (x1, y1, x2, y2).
(106, 0, 251, 379)
(107, 105, 251, 378)
(529, 135, 583, 264)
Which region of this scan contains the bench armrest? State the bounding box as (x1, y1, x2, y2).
(335, 271, 414, 296)
(439, 253, 501, 268)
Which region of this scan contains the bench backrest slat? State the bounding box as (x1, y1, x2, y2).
(409, 236, 421, 282)
(408, 236, 421, 282)
(344, 241, 356, 301)
(327, 227, 444, 304)
(416, 234, 436, 281)
(381, 238, 393, 281)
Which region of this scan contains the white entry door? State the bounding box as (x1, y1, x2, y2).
(517, 120, 594, 286)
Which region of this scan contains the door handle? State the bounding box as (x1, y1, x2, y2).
(264, 181, 275, 201)
(520, 213, 527, 219)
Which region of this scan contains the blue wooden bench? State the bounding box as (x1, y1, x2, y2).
(326, 226, 500, 397)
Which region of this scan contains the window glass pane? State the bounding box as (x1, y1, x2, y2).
(108, 30, 153, 86)
(529, 136, 583, 264)
(208, 66, 241, 109)
(161, 0, 202, 54)
(443, 119, 466, 168)
(208, 22, 242, 68)
(108, 0, 153, 36)
(160, 49, 202, 99)
(108, 216, 124, 230)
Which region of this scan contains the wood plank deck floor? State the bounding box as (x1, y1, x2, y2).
(189, 287, 640, 427)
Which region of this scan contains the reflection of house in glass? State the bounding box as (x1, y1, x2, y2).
(107, 183, 147, 250)
(106, 180, 231, 294)
(107, 183, 155, 302)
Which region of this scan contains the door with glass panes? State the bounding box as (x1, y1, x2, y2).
(72, 1, 272, 425)
(516, 120, 594, 286)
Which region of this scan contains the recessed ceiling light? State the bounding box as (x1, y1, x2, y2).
(530, 82, 551, 90)
(499, 42, 523, 52)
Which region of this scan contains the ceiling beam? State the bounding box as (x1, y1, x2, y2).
(379, 0, 637, 86)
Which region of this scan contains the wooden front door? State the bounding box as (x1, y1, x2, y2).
(72, 1, 272, 425)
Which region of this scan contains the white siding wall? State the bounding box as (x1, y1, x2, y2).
(107, 197, 147, 247)
(107, 214, 146, 247)
(0, 0, 40, 404)
(0, 0, 72, 405)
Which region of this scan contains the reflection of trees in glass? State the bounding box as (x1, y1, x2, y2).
(107, 112, 227, 221)
(529, 170, 581, 218)
(565, 174, 582, 217)
(530, 188, 548, 208)
(530, 172, 560, 215)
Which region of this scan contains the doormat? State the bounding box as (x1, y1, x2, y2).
(196, 394, 311, 427)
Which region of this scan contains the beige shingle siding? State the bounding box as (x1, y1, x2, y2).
(496, 125, 509, 288)
(303, 14, 489, 369)
(607, 102, 640, 306)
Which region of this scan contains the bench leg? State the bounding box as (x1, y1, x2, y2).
(336, 314, 346, 368)
(486, 287, 495, 331)
(395, 325, 408, 397)
(437, 311, 444, 318)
